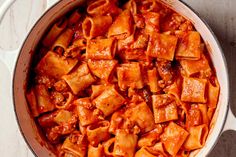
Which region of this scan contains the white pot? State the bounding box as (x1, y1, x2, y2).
(0, 0, 235, 156)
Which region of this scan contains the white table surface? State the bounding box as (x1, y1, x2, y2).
(0, 0, 235, 157)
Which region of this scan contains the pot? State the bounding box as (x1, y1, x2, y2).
(0, 0, 235, 156)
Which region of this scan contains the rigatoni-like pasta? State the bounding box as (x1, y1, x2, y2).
(124, 0, 137, 15)
(114, 130, 138, 157)
(125, 102, 155, 133)
(68, 10, 81, 26)
(53, 110, 73, 125)
(152, 94, 178, 123)
(61, 131, 87, 157)
(138, 0, 160, 13)
(62, 63, 96, 94)
(207, 77, 220, 108)
(135, 147, 157, 157)
(103, 138, 115, 156)
(88, 60, 118, 81)
(26, 88, 40, 117)
(138, 125, 162, 147)
(90, 84, 113, 99)
(87, 144, 103, 157)
(82, 15, 112, 39)
(180, 54, 212, 77)
(33, 84, 55, 114)
(42, 18, 68, 47)
(143, 12, 160, 34)
(75, 98, 102, 126)
(181, 77, 207, 103)
(117, 62, 144, 90)
(147, 32, 178, 61)
(52, 29, 74, 54)
(176, 31, 202, 60)
(36, 51, 78, 78)
(87, 0, 121, 16)
(92, 86, 125, 116)
(26, 0, 220, 156)
(108, 9, 133, 39)
(86, 38, 117, 59)
(86, 121, 110, 146)
(160, 122, 189, 156)
(184, 124, 208, 150)
(147, 67, 161, 93)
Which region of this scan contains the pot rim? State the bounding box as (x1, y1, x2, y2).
(12, 0, 230, 157)
(178, 0, 229, 155)
(12, 1, 61, 157)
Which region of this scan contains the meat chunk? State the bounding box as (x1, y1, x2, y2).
(157, 61, 174, 85)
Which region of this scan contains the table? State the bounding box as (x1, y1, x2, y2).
(0, 0, 235, 156)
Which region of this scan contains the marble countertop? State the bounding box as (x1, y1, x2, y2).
(0, 0, 235, 157)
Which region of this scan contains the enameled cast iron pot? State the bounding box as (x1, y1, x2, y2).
(0, 0, 236, 156)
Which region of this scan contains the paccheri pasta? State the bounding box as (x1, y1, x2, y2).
(26, 0, 220, 156)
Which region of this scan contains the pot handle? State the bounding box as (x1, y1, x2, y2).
(222, 107, 236, 132)
(0, 0, 19, 75)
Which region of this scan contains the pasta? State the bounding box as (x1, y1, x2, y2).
(152, 94, 178, 123)
(137, 0, 161, 13)
(87, 144, 103, 157)
(108, 9, 133, 39)
(82, 15, 113, 39)
(32, 84, 55, 114)
(90, 84, 113, 99)
(147, 32, 178, 61)
(103, 138, 115, 156)
(124, 0, 137, 15)
(117, 62, 144, 90)
(86, 38, 117, 59)
(42, 18, 68, 47)
(181, 77, 207, 103)
(113, 130, 138, 157)
(61, 131, 87, 157)
(53, 110, 73, 125)
(88, 60, 118, 81)
(52, 29, 74, 55)
(26, 88, 40, 117)
(180, 54, 212, 77)
(147, 67, 161, 93)
(160, 122, 189, 156)
(135, 142, 167, 157)
(75, 98, 102, 126)
(36, 51, 78, 78)
(137, 125, 163, 147)
(124, 102, 155, 133)
(150, 142, 168, 156)
(184, 124, 208, 150)
(176, 31, 202, 60)
(186, 104, 203, 127)
(207, 77, 220, 108)
(26, 0, 220, 156)
(143, 12, 160, 34)
(68, 10, 81, 26)
(92, 86, 125, 117)
(135, 147, 157, 157)
(87, 0, 121, 16)
(64, 39, 87, 58)
(86, 121, 110, 146)
(62, 63, 96, 94)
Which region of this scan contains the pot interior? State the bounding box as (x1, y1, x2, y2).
(13, 0, 86, 156)
(165, 1, 229, 156)
(13, 0, 229, 157)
